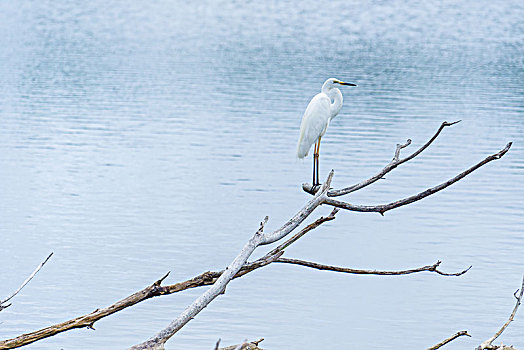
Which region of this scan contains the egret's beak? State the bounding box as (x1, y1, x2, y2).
(336, 80, 357, 86)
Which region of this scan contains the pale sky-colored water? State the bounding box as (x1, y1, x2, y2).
(1, 1, 523, 349)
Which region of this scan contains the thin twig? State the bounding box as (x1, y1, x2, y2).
(394, 138, 412, 160)
(323, 142, 512, 215)
(303, 120, 461, 196)
(426, 331, 471, 350)
(399, 120, 461, 164)
(478, 276, 524, 349)
(274, 258, 471, 276)
(0, 253, 53, 311)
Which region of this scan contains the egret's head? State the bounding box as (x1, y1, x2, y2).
(323, 78, 357, 90)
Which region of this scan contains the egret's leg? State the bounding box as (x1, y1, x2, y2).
(316, 137, 322, 186)
(312, 141, 319, 186)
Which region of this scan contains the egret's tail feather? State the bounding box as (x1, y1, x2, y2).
(297, 144, 309, 159)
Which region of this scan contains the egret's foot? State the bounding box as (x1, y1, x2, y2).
(302, 183, 325, 195)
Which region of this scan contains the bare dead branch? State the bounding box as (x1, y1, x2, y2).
(274, 258, 471, 276)
(303, 120, 461, 196)
(426, 330, 471, 350)
(323, 142, 512, 215)
(0, 125, 512, 349)
(0, 253, 53, 312)
(478, 276, 524, 350)
(398, 120, 461, 164)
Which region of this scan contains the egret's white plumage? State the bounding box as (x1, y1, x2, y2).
(297, 93, 333, 158)
(297, 78, 356, 185)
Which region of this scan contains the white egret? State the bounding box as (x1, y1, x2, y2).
(297, 78, 357, 186)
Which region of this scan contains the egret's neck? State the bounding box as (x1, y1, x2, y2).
(321, 84, 343, 119)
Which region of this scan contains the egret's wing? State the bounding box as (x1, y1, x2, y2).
(297, 93, 331, 158)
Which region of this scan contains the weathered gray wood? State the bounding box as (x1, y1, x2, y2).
(128, 177, 336, 349)
(303, 120, 461, 196)
(323, 142, 512, 215)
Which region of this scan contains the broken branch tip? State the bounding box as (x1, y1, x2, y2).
(445, 120, 461, 126)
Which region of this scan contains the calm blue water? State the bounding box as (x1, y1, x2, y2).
(1, 1, 523, 349)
